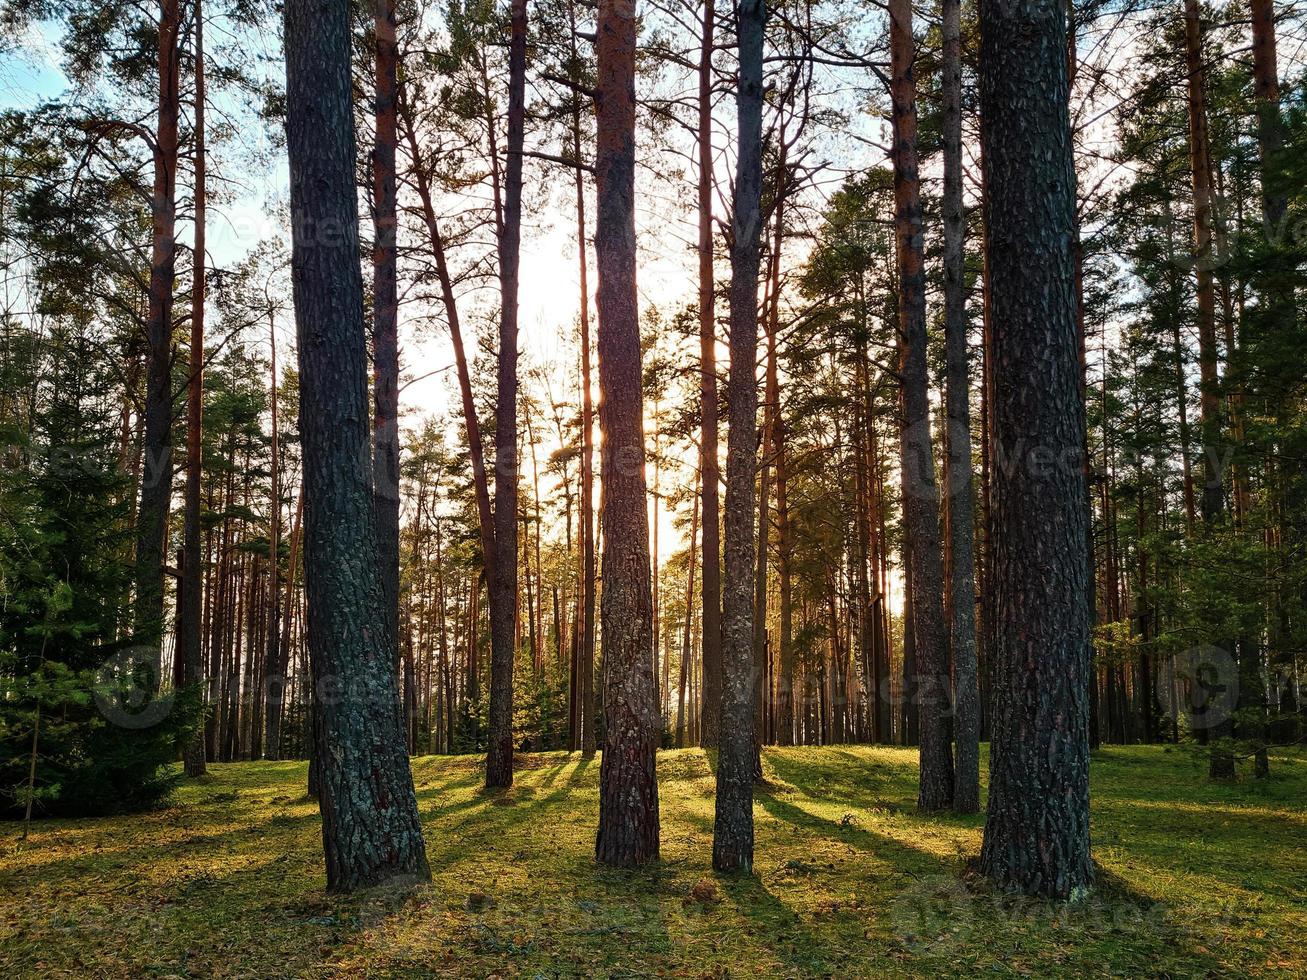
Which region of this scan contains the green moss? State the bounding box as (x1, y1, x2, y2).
(2, 745, 1303, 977)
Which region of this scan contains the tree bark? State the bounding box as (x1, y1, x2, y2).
(262, 310, 283, 760)
(265, 484, 301, 759)
(677, 485, 700, 748)
(283, 0, 430, 890)
(889, 0, 953, 810)
(1182, 0, 1234, 780)
(941, 0, 979, 814)
(976, 0, 1093, 900)
(568, 0, 598, 756)
(698, 0, 722, 748)
(713, 0, 765, 875)
(593, 0, 660, 867)
(484, 0, 527, 789)
(181, 0, 207, 777)
(134, 0, 181, 689)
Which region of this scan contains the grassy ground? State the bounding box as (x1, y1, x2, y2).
(2, 745, 1304, 978)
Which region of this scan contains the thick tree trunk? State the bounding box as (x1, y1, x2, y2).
(697, 0, 722, 748)
(713, 0, 764, 875)
(181, 0, 206, 777)
(593, 0, 660, 867)
(940, 0, 979, 815)
(484, 0, 527, 788)
(889, 0, 953, 810)
(976, 0, 1093, 900)
(283, 0, 429, 890)
(372, 0, 401, 672)
(134, 0, 181, 688)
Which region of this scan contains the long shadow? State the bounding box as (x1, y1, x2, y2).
(718, 872, 840, 976)
(0, 808, 323, 887)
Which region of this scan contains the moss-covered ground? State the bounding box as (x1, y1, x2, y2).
(2, 744, 1304, 977)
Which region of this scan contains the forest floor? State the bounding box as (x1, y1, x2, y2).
(2, 744, 1304, 978)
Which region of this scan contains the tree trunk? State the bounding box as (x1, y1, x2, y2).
(941, 0, 979, 814)
(677, 486, 700, 748)
(399, 90, 496, 570)
(484, 0, 527, 789)
(889, 0, 953, 811)
(593, 0, 660, 867)
(976, 0, 1092, 899)
(283, 0, 429, 890)
(266, 485, 302, 759)
(1182, 0, 1234, 780)
(181, 0, 207, 777)
(571, 3, 598, 753)
(263, 310, 283, 760)
(713, 0, 764, 875)
(134, 0, 181, 688)
(698, 0, 722, 748)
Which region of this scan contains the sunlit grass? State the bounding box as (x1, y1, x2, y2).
(2, 744, 1303, 977)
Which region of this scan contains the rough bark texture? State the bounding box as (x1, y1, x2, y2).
(134, 0, 180, 687)
(180, 0, 206, 777)
(697, 0, 722, 749)
(713, 0, 764, 874)
(976, 0, 1093, 900)
(371, 0, 401, 674)
(485, 0, 527, 789)
(283, 0, 430, 891)
(889, 0, 953, 810)
(940, 0, 979, 815)
(593, 0, 660, 868)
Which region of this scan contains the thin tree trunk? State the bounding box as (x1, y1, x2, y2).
(181, 0, 207, 777)
(890, 0, 953, 810)
(698, 0, 722, 748)
(484, 0, 527, 789)
(263, 311, 284, 759)
(266, 484, 302, 759)
(134, 0, 181, 688)
(283, 0, 429, 889)
(677, 485, 700, 748)
(593, 0, 660, 867)
(941, 0, 979, 814)
(1182, 0, 1234, 780)
(573, 31, 598, 753)
(713, 0, 764, 875)
(976, 0, 1092, 899)
(400, 96, 493, 567)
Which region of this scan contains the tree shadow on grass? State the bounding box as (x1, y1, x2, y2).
(717, 871, 847, 976)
